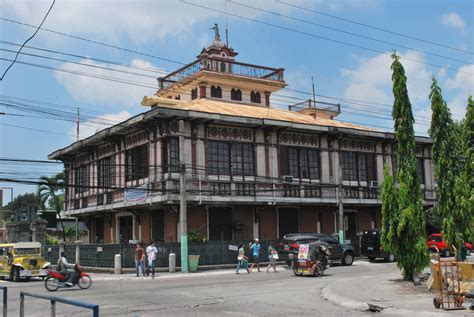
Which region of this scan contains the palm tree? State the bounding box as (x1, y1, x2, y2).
(38, 171, 66, 241)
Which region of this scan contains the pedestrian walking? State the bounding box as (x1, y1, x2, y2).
(249, 238, 261, 272)
(146, 241, 158, 278)
(134, 243, 146, 277)
(236, 243, 250, 274)
(266, 245, 278, 273)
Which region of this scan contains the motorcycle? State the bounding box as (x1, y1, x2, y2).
(44, 264, 92, 291)
(293, 242, 331, 277)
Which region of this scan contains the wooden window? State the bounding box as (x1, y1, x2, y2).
(231, 89, 242, 101)
(416, 158, 424, 184)
(250, 91, 261, 103)
(191, 88, 198, 100)
(342, 152, 376, 182)
(210, 85, 222, 98)
(208, 141, 254, 176)
(220, 62, 226, 72)
(167, 137, 180, 173)
(125, 144, 148, 181)
(95, 218, 104, 243)
(97, 156, 115, 189)
(285, 147, 320, 179)
(75, 164, 89, 194)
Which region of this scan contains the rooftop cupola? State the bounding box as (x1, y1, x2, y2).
(155, 23, 287, 107)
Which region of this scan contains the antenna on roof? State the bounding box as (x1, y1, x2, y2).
(311, 76, 316, 108)
(225, 0, 229, 47)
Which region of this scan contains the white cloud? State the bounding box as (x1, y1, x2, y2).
(444, 64, 474, 119)
(341, 51, 432, 106)
(70, 110, 132, 141)
(54, 58, 161, 107)
(441, 13, 465, 29)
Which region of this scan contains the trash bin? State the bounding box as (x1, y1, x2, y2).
(188, 255, 200, 272)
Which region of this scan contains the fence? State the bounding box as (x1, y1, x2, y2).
(20, 292, 99, 317)
(43, 240, 277, 268)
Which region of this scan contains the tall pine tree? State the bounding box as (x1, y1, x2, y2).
(429, 77, 460, 230)
(445, 96, 474, 250)
(380, 167, 399, 256)
(389, 53, 428, 280)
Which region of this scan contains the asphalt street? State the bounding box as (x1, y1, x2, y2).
(0, 259, 434, 316)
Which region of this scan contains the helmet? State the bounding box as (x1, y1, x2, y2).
(61, 251, 67, 258)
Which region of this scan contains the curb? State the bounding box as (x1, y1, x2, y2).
(321, 278, 455, 317)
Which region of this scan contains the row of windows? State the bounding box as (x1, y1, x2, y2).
(74, 144, 427, 192)
(190, 86, 261, 103)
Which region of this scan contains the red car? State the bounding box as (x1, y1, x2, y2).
(427, 233, 472, 257)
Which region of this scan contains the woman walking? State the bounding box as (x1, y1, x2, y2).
(266, 245, 278, 273)
(236, 243, 250, 274)
(134, 243, 146, 277)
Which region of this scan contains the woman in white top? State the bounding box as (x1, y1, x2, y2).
(236, 243, 250, 274)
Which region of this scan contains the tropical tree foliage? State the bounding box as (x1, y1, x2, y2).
(445, 97, 474, 249)
(382, 53, 428, 281)
(380, 167, 399, 255)
(428, 77, 461, 230)
(37, 172, 66, 240)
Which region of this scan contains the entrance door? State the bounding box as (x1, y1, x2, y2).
(151, 210, 164, 242)
(344, 213, 358, 239)
(119, 216, 133, 243)
(278, 208, 299, 238)
(208, 207, 233, 240)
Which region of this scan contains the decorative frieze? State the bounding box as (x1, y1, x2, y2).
(125, 130, 148, 148)
(207, 125, 252, 141)
(97, 143, 115, 159)
(340, 138, 375, 152)
(279, 132, 319, 147)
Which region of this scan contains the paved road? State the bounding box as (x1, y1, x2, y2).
(0, 260, 410, 316)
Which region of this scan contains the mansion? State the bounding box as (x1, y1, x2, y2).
(49, 32, 435, 246)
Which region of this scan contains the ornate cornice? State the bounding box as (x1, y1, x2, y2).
(207, 125, 252, 141)
(279, 132, 319, 147)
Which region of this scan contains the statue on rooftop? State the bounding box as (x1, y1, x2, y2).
(211, 23, 221, 42)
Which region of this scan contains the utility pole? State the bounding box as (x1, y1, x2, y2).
(76, 107, 80, 141)
(179, 120, 188, 272)
(337, 148, 345, 245)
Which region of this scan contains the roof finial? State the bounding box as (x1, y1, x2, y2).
(211, 23, 221, 42)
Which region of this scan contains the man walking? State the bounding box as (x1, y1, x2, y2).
(146, 241, 158, 278)
(134, 244, 146, 277)
(249, 238, 261, 272)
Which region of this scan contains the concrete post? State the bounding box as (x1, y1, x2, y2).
(75, 240, 82, 264)
(179, 120, 188, 273)
(114, 254, 122, 274)
(58, 240, 65, 258)
(337, 148, 345, 245)
(169, 252, 176, 273)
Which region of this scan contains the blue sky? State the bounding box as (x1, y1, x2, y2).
(0, 0, 473, 205)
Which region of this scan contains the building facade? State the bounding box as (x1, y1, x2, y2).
(49, 34, 435, 245)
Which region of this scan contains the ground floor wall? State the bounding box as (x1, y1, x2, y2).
(84, 204, 382, 245)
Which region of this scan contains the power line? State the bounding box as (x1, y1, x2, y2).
(231, 1, 472, 65)
(0, 17, 186, 66)
(181, 1, 473, 76)
(0, 0, 55, 81)
(276, 0, 474, 55)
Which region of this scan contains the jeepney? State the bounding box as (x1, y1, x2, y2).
(0, 242, 51, 281)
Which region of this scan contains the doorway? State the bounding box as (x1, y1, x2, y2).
(119, 216, 133, 243)
(278, 208, 299, 238)
(151, 210, 164, 242)
(208, 207, 233, 240)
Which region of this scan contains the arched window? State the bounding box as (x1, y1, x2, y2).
(211, 86, 222, 98)
(220, 62, 227, 72)
(191, 88, 198, 100)
(175, 95, 181, 100)
(250, 91, 261, 103)
(231, 89, 242, 101)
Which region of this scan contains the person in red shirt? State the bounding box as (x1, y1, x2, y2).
(134, 244, 145, 277)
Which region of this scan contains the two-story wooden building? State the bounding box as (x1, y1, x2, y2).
(49, 33, 435, 245)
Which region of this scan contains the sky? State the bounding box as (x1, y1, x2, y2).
(0, 0, 473, 205)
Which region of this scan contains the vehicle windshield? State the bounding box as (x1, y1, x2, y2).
(14, 248, 40, 255)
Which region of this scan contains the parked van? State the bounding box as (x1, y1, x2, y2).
(0, 242, 51, 281)
(360, 229, 395, 262)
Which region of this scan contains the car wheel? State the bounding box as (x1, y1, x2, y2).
(11, 267, 20, 282)
(385, 254, 395, 262)
(444, 250, 451, 258)
(342, 252, 354, 266)
(368, 256, 376, 262)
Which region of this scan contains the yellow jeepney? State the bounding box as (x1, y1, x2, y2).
(0, 242, 51, 281)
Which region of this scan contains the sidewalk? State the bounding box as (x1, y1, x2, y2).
(322, 270, 473, 316)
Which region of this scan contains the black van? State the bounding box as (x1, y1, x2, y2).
(360, 229, 395, 262)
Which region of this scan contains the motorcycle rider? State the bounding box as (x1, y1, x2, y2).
(57, 252, 77, 286)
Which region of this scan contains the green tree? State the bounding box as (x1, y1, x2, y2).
(380, 167, 399, 255)
(3, 192, 38, 214)
(428, 77, 460, 230)
(38, 172, 66, 240)
(445, 96, 474, 250)
(388, 53, 428, 281)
